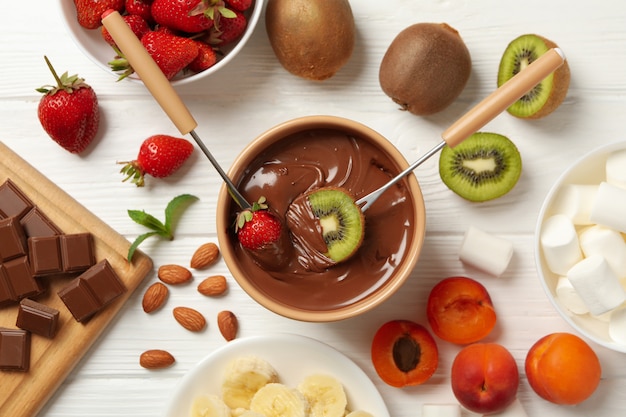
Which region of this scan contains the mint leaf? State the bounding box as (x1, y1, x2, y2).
(126, 194, 199, 262)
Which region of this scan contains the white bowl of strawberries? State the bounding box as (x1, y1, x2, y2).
(58, 0, 264, 85)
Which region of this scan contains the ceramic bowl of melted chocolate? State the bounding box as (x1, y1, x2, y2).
(216, 116, 426, 322)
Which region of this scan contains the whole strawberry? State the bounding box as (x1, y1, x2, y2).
(102, 14, 150, 47)
(125, 0, 155, 24)
(225, 0, 252, 11)
(188, 40, 217, 72)
(235, 197, 283, 250)
(211, 10, 247, 45)
(151, 0, 214, 33)
(36, 56, 99, 154)
(141, 31, 200, 79)
(120, 135, 194, 186)
(74, 0, 124, 29)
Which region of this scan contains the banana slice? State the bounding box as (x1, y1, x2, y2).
(297, 374, 348, 417)
(190, 394, 231, 417)
(345, 411, 374, 417)
(250, 383, 310, 417)
(222, 355, 279, 409)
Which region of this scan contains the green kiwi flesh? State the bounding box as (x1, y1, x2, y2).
(498, 34, 570, 119)
(439, 132, 522, 202)
(306, 187, 364, 263)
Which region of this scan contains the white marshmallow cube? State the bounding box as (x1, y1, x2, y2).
(590, 181, 626, 233)
(556, 276, 589, 315)
(486, 398, 528, 417)
(422, 404, 461, 417)
(550, 184, 598, 225)
(540, 214, 583, 275)
(579, 225, 626, 279)
(459, 226, 513, 277)
(606, 149, 626, 189)
(609, 307, 626, 345)
(567, 254, 626, 316)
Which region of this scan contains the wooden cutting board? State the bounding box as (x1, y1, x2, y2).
(0, 142, 153, 417)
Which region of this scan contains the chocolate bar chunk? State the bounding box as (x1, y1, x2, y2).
(16, 298, 60, 338)
(60, 233, 95, 273)
(0, 327, 31, 372)
(0, 179, 33, 220)
(0, 216, 27, 262)
(28, 236, 63, 276)
(0, 267, 14, 307)
(57, 260, 126, 322)
(20, 207, 62, 238)
(1, 257, 42, 301)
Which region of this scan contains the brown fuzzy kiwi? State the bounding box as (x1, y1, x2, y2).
(265, 0, 355, 81)
(497, 34, 570, 119)
(379, 23, 472, 116)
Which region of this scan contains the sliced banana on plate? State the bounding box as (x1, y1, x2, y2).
(297, 374, 347, 417)
(190, 394, 231, 417)
(250, 383, 310, 417)
(221, 355, 279, 409)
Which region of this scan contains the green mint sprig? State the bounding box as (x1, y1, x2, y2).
(126, 194, 199, 261)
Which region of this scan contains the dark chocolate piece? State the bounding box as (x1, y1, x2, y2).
(57, 260, 126, 322)
(28, 236, 63, 276)
(60, 233, 95, 273)
(20, 207, 62, 238)
(16, 298, 60, 338)
(0, 179, 34, 220)
(1, 257, 43, 301)
(0, 327, 31, 372)
(57, 277, 101, 322)
(0, 267, 14, 307)
(0, 216, 27, 262)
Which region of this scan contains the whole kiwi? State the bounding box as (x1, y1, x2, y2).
(379, 23, 472, 116)
(265, 0, 355, 81)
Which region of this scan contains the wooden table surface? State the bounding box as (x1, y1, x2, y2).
(2, 1, 625, 416)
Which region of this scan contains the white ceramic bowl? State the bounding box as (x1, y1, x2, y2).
(535, 140, 626, 353)
(57, 0, 264, 86)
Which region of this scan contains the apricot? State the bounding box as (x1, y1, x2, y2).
(426, 276, 496, 344)
(451, 343, 519, 415)
(371, 320, 439, 387)
(525, 332, 601, 405)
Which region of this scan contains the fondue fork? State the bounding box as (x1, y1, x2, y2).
(356, 47, 566, 211)
(101, 10, 252, 210)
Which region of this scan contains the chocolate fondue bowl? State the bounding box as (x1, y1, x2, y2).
(216, 116, 426, 322)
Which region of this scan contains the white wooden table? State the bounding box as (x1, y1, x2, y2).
(2, 1, 626, 416)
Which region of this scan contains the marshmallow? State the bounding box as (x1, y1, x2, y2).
(590, 181, 626, 233)
(540, 214, 583, 276)
(579, 225, 626, 279)
(422, 404, 461, 417)
(606, 149, 626, 189)
(567, 254, 626, 316)
(550, 184, 598, 225)
(486, 398, 528, 417)
(459, 226, 513, 277)
(556, 276, 589, 315)
(609, 307, 626, 345)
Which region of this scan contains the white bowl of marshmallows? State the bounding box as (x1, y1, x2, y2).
(535, 141, 626, 353)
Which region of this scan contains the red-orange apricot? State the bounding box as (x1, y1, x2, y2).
(525, 332, 601, 405)
(371, 320, 439, 387)
(426, 276, 496, 344)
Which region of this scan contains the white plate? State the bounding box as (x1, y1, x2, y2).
(164, 333, 390, 417)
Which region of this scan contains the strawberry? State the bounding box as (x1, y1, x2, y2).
(101, 14, 150, 47)
(225, 0, 251, 11)
(74, 0, 124, 29)
(36, 56, 99, 154)
(141, 31, 200, 79)
(151, 0, 214, 33)
(210, 10, 247, 45)
(235, 197, 283, 250)
(125, 0, 155, 24)
(119, 135, 194, 186)
(188, 40, 217, 72)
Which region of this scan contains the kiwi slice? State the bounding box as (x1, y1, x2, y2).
(497, 34, 570, 119)
(306, 187, 365, 263)
(439, 132, 522, 202)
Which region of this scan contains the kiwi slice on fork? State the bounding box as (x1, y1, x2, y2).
(439, 132, 522, 202)
(497, 34, 570, 119)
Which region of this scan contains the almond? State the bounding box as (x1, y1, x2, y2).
(158, 264, 192, 285)
(197, 275, 228, 296)
(217, 310, 238, 341)
(190, 242, 220, 269)
(142, 282, 169, 313)
(139, 349, 175, 369)
(173, 306, 206, 332)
